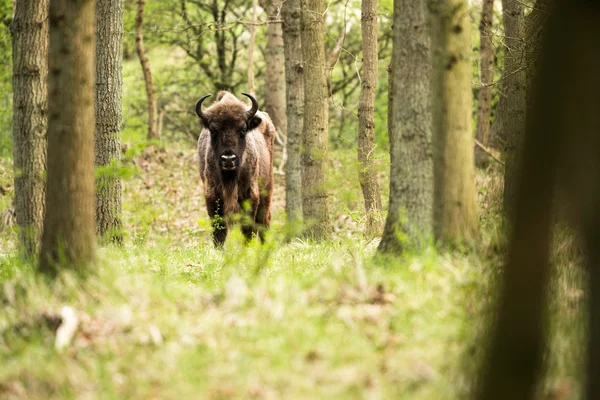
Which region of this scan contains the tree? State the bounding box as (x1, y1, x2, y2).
(357, 0, 383, 238)
(176, 0, 252, 94)
(11, 0, 48, 257)
(474, 0, 494, 166)
(301, 0, 330, 239)
(281, 0, 303, 227)
(476, 1, 600, 397)
(247, 0, 258, 93)
(261, 0, 288, 141)
(135, 0, 158, 140)
(492, 0, 550, 216)
(95, 0, 124, 243)
(498, 0, 526, 217)
(430, 0, 478, 245)
(379, 0, 433, 253)
(39, 0, 96, 274)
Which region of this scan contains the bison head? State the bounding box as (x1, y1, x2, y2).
(195, 91, 262, 173)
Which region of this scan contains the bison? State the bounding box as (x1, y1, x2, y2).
(196, 91, 275, 246)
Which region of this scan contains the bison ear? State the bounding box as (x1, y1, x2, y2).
(247, 115, 262, 131)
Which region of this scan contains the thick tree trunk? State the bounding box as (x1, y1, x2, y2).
(135, 0, 158, 140)
(476, 2, 600, 398)
(430, 0, 478, 245)
(11, 0, 48, 258)
(357, 0, 383, 238)
(282, 0, 303, 227)
(95, 0, 124, 244)
(301, 0, 330, 239)
(40, 0, 96, 274)
(263, 0, 288, 140)
(474, 0, 495, 166)
(500, 0, 527, 218)
(247, 0, 258, 93)
(379, 0, 433, 253)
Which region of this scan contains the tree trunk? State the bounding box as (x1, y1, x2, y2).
(40, 0, 96, 274)
(282, 0, 303, 228)
(379, 0, 433, 253)
(263, 0, 288, 140)
(476, 1, 600, 398)
(247, 0, 258, 93)
(95, 0, 124, 244)
(301, 0, 330, 239)
(11, 0, 48, 258)
(430, 0, 478, 245)
(474, 0, 495, 166)
(135, 0, 158, 140)
(500, 0, 527, 218)
(357, 0, 383, 238)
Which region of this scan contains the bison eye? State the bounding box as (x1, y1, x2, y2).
(240, 125, 248, 137)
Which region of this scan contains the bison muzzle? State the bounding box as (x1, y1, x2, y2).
(196, 91, 275, 246)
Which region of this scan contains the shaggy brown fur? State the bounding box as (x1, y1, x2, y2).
(197, 91, 275, 246)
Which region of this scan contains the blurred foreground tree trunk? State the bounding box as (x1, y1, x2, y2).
(95, 0, 124, 244)
(430, 0, 478, 246)
(262, 0, 288, 142)
(379, 0, 433, 254)
(135, 0, 158, 140)
(357, 0, 383, 238)
(40, 0, 96, 274)
(282, 0, 303, 229)
(474, 0, 494, 166)
(301, 0, 330, 239)
(11, 0, 48, 258)
(476, 1, 600, 398)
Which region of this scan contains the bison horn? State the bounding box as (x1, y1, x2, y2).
(241, 92, 259, 120)
(195, 94, 212, 122)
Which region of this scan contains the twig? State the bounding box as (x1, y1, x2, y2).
(475, 139, 505, 166)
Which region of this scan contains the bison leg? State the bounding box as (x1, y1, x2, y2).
(255, 193, 272, 242)
(241, 189, 261, 242)
(206, 195, 227, 247)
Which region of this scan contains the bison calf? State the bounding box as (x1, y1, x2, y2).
(196, 91, 275, 246)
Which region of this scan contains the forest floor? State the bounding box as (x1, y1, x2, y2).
(0, 143, 586, 399)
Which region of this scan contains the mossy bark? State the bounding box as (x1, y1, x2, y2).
(11, 0, 48, 258)
(40, 0, 96, 274)
(95, 0, 124, 244)
(357, 0, 383, 238)
(379, 0, 433, 253)
(430, 0, 478, 246)
(300, 0, 330, 239)
(282, 0, 304, 227)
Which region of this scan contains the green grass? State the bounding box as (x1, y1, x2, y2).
(0, 239, 490, 399)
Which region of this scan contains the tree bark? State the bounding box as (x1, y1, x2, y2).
(247, 0, 258, 94)
(11, 0, 48, 258)
(95, 0, 124, 244)
(500, 0, 527, 218)
(301, 0, 330, 239)
(40, 0, 96, 274)
(357, 0, 383, 238)
(262, 0, 288, 142)
(282, 0, 303, 228)
(135, 0, 158, 140)
(474, 0, 495, 166)
(430, 0, 478, 246)
(379, 0, 433, 253)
